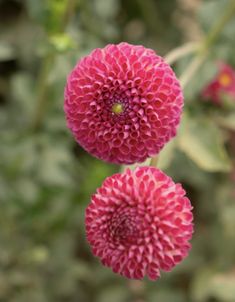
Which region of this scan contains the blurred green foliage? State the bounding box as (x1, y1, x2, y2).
(0, 0, 235, 301)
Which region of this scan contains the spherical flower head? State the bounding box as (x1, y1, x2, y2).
(85, 167, 193, 280)
(64, 43, 183, 164)
(202, 62, 235, 104)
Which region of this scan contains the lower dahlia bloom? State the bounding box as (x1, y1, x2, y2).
(64, 42, 183, 164)
(202, 62, 235, 104)
(85, 167, 193, 280)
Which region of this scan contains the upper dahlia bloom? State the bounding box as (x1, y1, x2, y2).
(85, 166, 193, 280)
(202, 62, 235, 104)
(64, 42, 183, 164)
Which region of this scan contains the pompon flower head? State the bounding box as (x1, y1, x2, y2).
(64, 43, 183, 164)
(202, 62, 235, 104)
(85, 167, 193, 280)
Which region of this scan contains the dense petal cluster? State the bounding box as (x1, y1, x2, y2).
(64, 43, 183, 164)
(202, 62, 235, 104)
(85, 167, 193, 280)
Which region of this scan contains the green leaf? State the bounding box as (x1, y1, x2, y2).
(198, 0, 235, 62)
(198, 0, 235, 40)
(49, 33, 75, 52)
(199, 0, 227, 30)
(182, 58, 217, 101)
(0, 43, 15, 61)
(38, 144, 73, 187)
(10, 73, 35, 118)
(216, 113, 235, 130)
(210, 272, 235, 301)
(191, 268, 216, 302)
(177, 112, 231, 172)
(191, 268, 235, 302)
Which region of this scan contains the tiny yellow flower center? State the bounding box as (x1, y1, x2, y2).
(218, 73, 232, 87)
(112, 103, 124, 114)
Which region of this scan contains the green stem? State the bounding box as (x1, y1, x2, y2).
(179, 54, 206, 89)
(164, 42, 200, 65)
(149, 0, 235, 166)
(128, 280, 146, 302)
(179, 0, 235, 89)
(31, 0, 76, 131)
(61, 0, 77, 31)
(149, 155, 158, 167)
(202, 0, 235, 50)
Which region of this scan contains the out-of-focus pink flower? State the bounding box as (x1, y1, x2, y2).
(85, 166, 193, 280)
(64, 43, 183, 164)
(202, 63, 235, 104)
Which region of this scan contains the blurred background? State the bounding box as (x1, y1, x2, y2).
(1, 0, 235, 301)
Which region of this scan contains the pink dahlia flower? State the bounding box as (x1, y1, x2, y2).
(64, 43, 183, 164)
(202, 62, 235, 104)
(85, 167, 193, 280)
